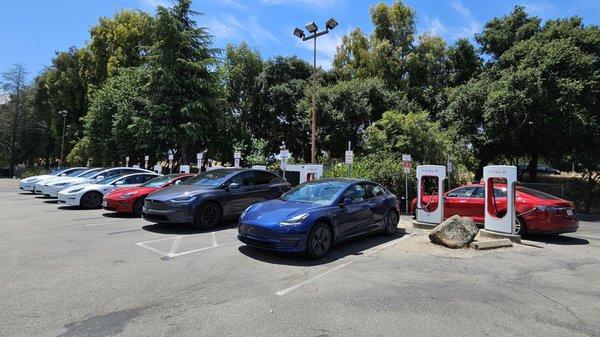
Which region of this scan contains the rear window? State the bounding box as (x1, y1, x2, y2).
(517, 187, 560, 200)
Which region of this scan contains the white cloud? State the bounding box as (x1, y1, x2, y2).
(451, 0, 481, 39)
(260, 0, 339, 9)
(204, 13, 279, 44)
(423, 17, 448, 36)
(523, 2, 557, 16)
(138, 0, 172, 10)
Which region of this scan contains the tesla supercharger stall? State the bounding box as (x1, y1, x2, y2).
(483, 165, 517, 234)
(415, 165, 446, 225)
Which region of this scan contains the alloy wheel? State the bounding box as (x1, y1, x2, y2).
(312, 226, 331, 256)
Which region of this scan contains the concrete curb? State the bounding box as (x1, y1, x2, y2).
(412, 221, 437, 230)
(476, 229, 521, 244)
(470, 239, 513, 250)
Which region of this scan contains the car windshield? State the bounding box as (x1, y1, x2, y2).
(75, 168, 101, 177)
(65, 168, 88, 177)
(142, 175, 178, 188)
(81, 169, 106, 178)
(517, 186, 560, 200)
(49, 168, 70, 175)
(183, 169, 238, 186)
(280, 180, 347, 205)
(97, 175, 124, 185)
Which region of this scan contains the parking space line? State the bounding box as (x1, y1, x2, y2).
(275, 234, 416, 296)
(134, 235, 236, 259)
(275, 261, 354, 296)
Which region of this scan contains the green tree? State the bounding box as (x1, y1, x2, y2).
(364, 109, 451, 165)
(475, 6, 541, 60)
(1, 64, 29, 176)
(80, 10, 153, 88)
(82, 68, 149, 165)
(143, 0, 221, 163)
(447, 38, 482, 87)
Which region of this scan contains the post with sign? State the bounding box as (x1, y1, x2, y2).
(234, 151, 241, 168)
(125, 156, 130, 167)
(196, 152, 204, 172)
(168, 153, 174, 174)
(345, 141, 353, 177)
(144, 155, 149, 170)
(279, 142, 290, 181)
(402, 154, 412, 214)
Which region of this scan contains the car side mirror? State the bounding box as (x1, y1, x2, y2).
(96, 176, 104, 181)
(339, 197, 353, 208)
(174, 180, 182, 185)
(228, 182, 240, 190)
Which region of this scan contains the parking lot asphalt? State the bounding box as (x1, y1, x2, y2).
(2, 179, 600, 337)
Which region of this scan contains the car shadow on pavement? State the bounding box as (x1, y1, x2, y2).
(57, 205, 84, 210)
(141, 220, 238, 235)
(102, 212, 140, 219)
(43, 200, 60, 204)
(238, 230, 407, 267)
(525, 234, 589, 245)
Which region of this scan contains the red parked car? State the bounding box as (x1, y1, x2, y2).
(103, 173, 195, 216)
(410, 183, 578, 236)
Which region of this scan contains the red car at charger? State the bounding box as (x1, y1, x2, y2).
(103, 173, 195, 216)
(410, 183, 579, 235)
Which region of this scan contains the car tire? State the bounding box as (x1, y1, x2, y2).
(306, 222, 333, 259)
(383, 210, 399, 236)
(133, 197, 145, 217)
(80, 191, 103, 209)
(194, 202, 222, 229)
(515, 216, 527, 237)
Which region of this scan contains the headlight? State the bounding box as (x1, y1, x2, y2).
(280, 213, 309, 226)
(240, 206, 253, 220)
(170, 195, 197, 203)
(120, 191, 138, 199)
(53, 182, 68, 187)
(69, 188, 84, 193)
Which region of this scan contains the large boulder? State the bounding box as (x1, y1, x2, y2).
(428, 215, 479, 248)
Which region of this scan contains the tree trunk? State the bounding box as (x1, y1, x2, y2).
(474, 159, 488, 181)
(527, 153, 539, 183)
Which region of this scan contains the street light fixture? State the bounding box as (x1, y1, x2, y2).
(58, 110, 68, 169)
(293, 17, 339, 164)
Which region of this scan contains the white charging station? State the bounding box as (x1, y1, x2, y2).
(285, 164, 323, 185)
(483, 165, 517, 234)
(179, 165, 190, 174)
(153, 164, 162, 174)
(416, 165, 446, 225)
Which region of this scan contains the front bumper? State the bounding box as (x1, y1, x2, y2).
(103, 198, 134, 213)
(57, 192, 80, 206)
(42, 185, 64, 198)
(142, 200, 194, 224)
(237, 221, 307, 252)
(19, 181, 35, 191)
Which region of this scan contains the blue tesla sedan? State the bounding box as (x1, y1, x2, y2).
(143, 168, 290, 228)
(238, 178, 400, 259)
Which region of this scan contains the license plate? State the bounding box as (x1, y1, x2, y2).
(567, 209, 574, 216)
(102, 201, 107, 208)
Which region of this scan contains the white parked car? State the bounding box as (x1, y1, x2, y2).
(41, 167, 155, 198)
(19, 167, 86, 192)
(57, 172, 160, 209)
(33, 168, 101, 194)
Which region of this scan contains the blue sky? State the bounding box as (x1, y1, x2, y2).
(2, 0, 600, 81)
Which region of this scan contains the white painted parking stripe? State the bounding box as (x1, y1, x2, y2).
(134, 235, 236, 259)
(275, 261, 354, 296)
(276, 234, 416, 296)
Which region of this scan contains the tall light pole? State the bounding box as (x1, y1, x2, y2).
(58, 110, 68, 169)
(293, 18, 339, 164)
